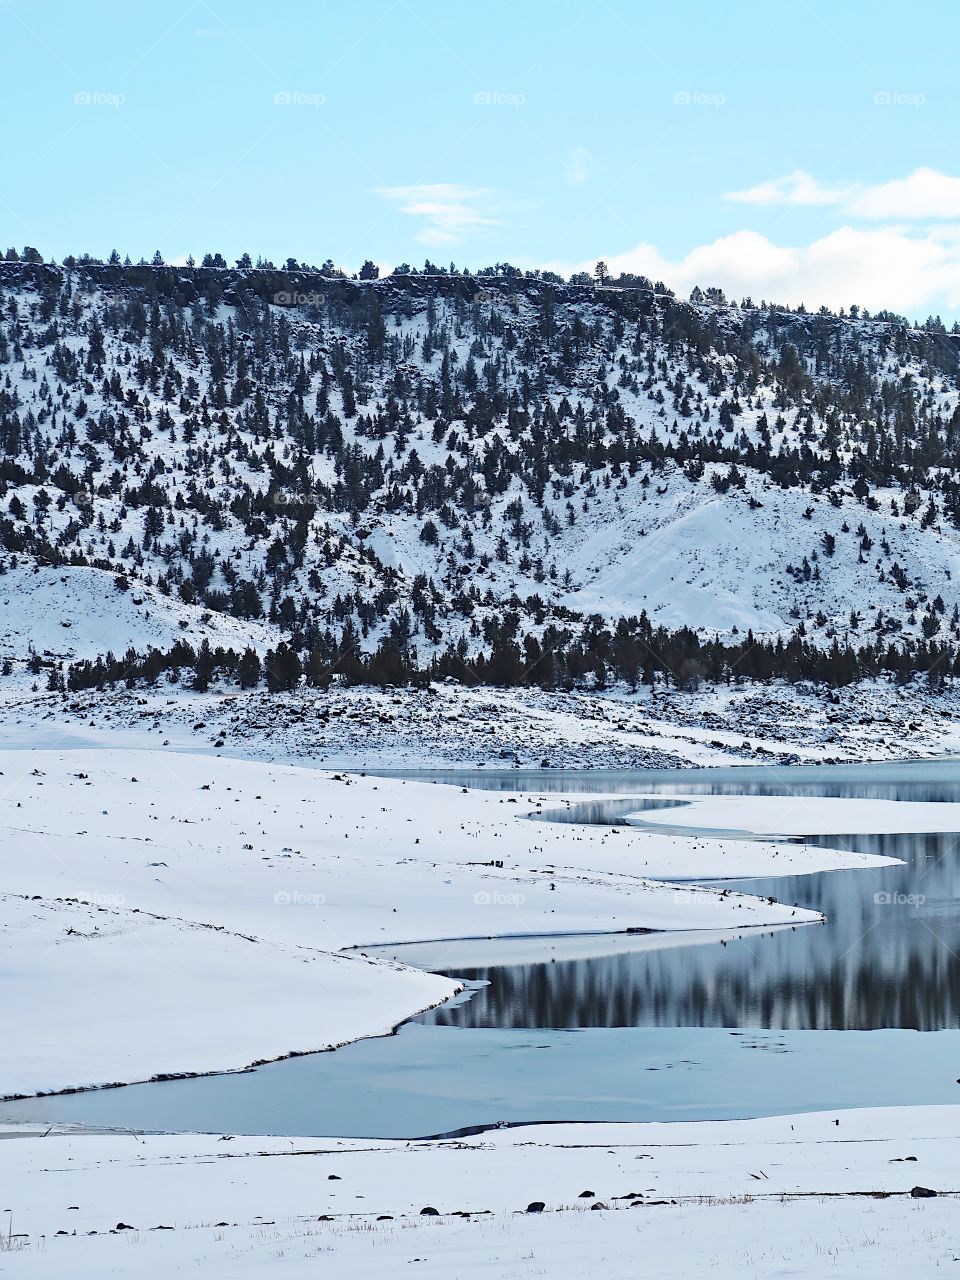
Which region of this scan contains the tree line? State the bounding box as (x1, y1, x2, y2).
(49, 614, 959, 697)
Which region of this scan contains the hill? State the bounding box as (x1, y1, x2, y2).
(2, 256, 959, 688)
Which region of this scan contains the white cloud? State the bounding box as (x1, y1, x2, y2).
(549, 224, 960, 315)
(847, 167, 960, 220)
(375, 184, 501, 248)
(725, 169, 852, 208)
(726, 166, 960, 223)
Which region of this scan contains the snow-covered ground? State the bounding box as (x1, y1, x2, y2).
(628, 792, 960, 835)
(3, 1106, 958, 1277)
(2, 894, 456, 1100)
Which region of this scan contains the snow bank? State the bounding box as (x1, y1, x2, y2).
(0, 894, 456, 1098)
(627, 792, 960, 835)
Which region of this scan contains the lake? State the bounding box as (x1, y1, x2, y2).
(5, 759, 960, 1137)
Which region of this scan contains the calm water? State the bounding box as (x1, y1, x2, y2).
(419, 829, 960, 1032)
(6, 759, 960, 1137)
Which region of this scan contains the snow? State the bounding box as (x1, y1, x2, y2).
(377, 922, 797, 969)
(4, 1106, 959, 1277)
(627, 792, 960, 835)
(0, 561, 276, 661)
(564, 466, 960, 638)
(570, 487, 790, 631)
(0, 894, 456, 1099)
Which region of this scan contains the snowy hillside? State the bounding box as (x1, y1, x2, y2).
(569, 473, 960, 635)
(1, 258, 959, 679)
(0, 559, 276, 660)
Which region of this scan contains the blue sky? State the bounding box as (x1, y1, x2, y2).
(2, 0, 960, 317)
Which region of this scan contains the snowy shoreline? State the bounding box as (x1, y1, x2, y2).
(5, 672, 960, 773)
(8, 741, 899, 1100)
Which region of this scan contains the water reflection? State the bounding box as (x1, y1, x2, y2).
(416, 766, 960, 1032)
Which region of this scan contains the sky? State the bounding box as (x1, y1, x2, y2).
(2, 0, 960, 319)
